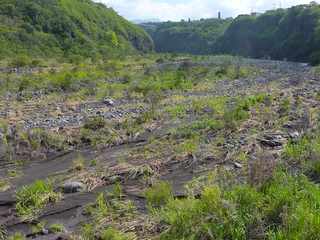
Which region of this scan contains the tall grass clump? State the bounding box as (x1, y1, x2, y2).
(156, 171, 320, 240)
(16, 180, 61, 220)
(145, 182, 173, 209)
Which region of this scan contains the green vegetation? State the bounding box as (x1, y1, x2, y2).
(145, 181, 173, 209)
(8, 233, 25, 240)
(0, 179, 10, 192)
(156, 171, 320, 240)
(81, 191, 136, 239)
(143, 18, 232, 54)
(100, 227, 135, 240)
(144, 2, 320, 64)
(3, 126, 67, 162)
(2, 0, 320, 238)
(72, 154, 85, 171)
(15, 180, 61, 220)
(49, 223, 66, 233)
(283, 132, 320, 180)
(84, 117, 106, 131)
(0, 0, 153, 60)
(218, 3, 320, 65)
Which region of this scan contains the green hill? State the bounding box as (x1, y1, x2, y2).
(142, 18, 232, 54)
(217, 3, 320, 64)
(0, 0, 153, 59)
(144, 2, 320, 65)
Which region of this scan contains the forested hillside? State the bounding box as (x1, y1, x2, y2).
(0, 0, 153, 59)
(143, 2, 320, 64)
(218, 3, 320, 64)
(143, 18, 232, 54)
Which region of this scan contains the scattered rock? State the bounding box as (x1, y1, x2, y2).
(61, 181, 85, 193)
(288, 131, 300, 140)
(258, 132, 286, 148)
(106, 175, 123, 184)
(103, 98, 115, 106)
(234, 162, 243, 169)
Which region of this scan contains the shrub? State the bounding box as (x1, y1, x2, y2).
(16, 180, 61, 220)
(223, 106, 249, 130)
(279, 98, 291, 116)
(49, 223, 66, 233)
(0, 180, 10, 192)
(83, 117, 106, 131)
(100, 227, 135, 240)
(145, 181, 173, 209)
(176, 137, 200, 156)
(81, 191, 137, 239)
(166, 104, 188, 119)
(28, 128, 67, 151)
(158, 171, 320, 240)
(8, 232, 25, 240)
(283, 137, 311, 165)
(9, 55, 31, 68)
(72, 155, 85, 171)
(80, 127, 116, 147)
(51, 72, 73, 91)
(223, 95, 266, 130)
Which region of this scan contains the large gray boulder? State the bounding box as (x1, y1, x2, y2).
(61, 181, 86, 194)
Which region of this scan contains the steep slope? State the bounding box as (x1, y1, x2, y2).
(217, 3, 320, 64)
(0, 0, 153, 59)
(144, 2, 320, 65)
(142, 18, 232, 54)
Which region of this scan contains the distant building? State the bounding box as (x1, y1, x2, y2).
(218, 11, 221, 19)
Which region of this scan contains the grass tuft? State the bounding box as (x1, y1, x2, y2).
(16, 180, 61, 220)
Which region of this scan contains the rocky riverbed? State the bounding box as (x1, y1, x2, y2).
(0, 58, 319, 239)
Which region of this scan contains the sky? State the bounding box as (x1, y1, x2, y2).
(94, 0, 315, 21)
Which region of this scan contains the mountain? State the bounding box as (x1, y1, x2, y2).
(143, 2, 320, 65)
(0, 0, 153, 59)
(142, 18, 232, 55)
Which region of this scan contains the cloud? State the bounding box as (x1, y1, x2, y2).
(94, 0, 316, 21)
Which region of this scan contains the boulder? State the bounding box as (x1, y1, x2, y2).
(103, 98, 115, 107)
(234, 162, 243, 169)
(258, 132, 286, 148)
(62, 181, 85, 193)
(288, 131, 300, 140)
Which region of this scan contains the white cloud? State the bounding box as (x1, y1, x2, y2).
(94, 0, 316, 21)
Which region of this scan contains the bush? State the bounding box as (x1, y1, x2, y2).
(8, 232, 25, 240)
(100, 227, 134, 240)
(158, 171, 320, 240)
(49, 223, 65, 233)
(9, 55, 31, 68)
(51, 72, 73, 91)
(223, 106, 249, 130)
(16, 180, 61, 220)
(283, 137, 311, 165)
(84, 117, 106, 131)
(145, 182, 173, 209)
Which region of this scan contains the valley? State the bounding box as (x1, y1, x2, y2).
(1, 0, 320, 239)
(1, 55, 320, 239)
